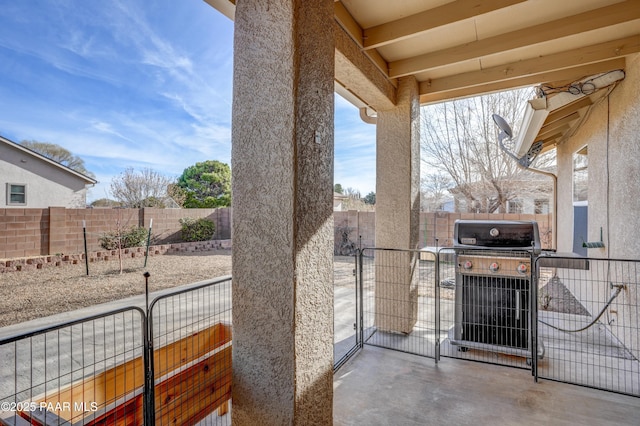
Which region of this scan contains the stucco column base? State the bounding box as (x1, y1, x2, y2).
(374, 250, 419, 333)
(230, 1, 334, 425)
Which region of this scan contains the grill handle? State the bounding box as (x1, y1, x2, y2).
(515, 290, 520, 321)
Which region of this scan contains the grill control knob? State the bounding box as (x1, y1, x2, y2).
(517, 263, 528, 274)
(489, 262, 500, 272)
(489, 227, 500, 237)
(463, 260, 473, 270)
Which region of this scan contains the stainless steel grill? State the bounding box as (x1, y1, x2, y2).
(449, 220, 544, 361)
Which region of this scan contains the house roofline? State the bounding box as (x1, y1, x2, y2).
(0, 135, 98, 185)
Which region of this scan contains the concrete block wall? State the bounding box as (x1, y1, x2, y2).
(1, 207, 552, 259)
(0, 207, 233, 259)
(336, 210, 553, 251)
(0, 208, 50, 258)
(419, 212, 552, 249)
(143, 207, 232, 243)
(334, 211, 374, 250)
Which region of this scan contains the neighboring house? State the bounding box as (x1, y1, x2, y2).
(333, 192, 349, 211)
(421, 195, 455, 212)
(449, 178, 552, 214)
(0, 135, 97, 208)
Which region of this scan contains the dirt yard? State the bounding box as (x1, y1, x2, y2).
(0, 253, 358, 328)
(0, 251, 233, 327)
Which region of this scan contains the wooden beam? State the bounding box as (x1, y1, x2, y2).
(419, 58, 626, 104)
(363, 0, 525, 50)
(544, 97, 594, 124)
(538, 124, 571, 140)
(334, 1, 363, 47)
(539, 112, 581, 136)
(335, 21, 397, 109)
(423, 35, 640, 95)
(391, 0, 640, 78)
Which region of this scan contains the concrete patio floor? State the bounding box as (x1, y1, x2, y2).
(333, 346, 640, 426)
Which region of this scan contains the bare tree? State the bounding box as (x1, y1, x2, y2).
(420, 88, 555, 213)
(421, 173, 452, 211)
(341, 187, 374, 211)
(20, 140, 95, 178)
(110, 167, 173, 208)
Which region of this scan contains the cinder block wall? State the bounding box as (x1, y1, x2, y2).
(0, 208, 50, 259)
(1, 207, 551, 259)
(335, 210, 553, 251)
(0, 207, 233, 259)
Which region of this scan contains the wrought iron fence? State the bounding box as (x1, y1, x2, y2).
(0, 276, 232, 426)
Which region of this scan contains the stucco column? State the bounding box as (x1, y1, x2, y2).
(374, 76, 420, 333)
(231, 1, 334, 425)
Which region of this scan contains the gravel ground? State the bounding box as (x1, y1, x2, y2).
(0, 251, 232, 328)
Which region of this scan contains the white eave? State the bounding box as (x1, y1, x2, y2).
(514, 70, 626, 157)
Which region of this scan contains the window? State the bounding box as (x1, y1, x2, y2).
(507, 199, 523, 214)
(573, 146, 588, 202)
(535, 199, 549, 214)
(7, 183, 26, 205)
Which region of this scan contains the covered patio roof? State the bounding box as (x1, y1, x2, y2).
(205, 0, 639, 109)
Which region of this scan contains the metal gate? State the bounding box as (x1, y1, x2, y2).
(0, 276, 233, 425)
(535, 255, 639, 396)
(350, 247, 640, 398)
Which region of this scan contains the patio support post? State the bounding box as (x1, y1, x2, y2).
(231, 1, 335, 425)
(374, 76, 421, 334)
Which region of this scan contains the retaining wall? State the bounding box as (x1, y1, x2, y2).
(0, 240, 232, 273)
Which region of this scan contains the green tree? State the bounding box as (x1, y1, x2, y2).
(177, 160, 231, 208)
(90, 198, 122, 208)
(20, 140, 95, 178)
(334, 183, 343, 194)
(364, 192, 376, 205)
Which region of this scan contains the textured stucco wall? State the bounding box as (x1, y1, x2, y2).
(231, 1, 334, 424)
(556, 53, 640, 360)
(557, 54, 640, 257)
(374, 76, 420, 333)
(375, 76, 420, 251)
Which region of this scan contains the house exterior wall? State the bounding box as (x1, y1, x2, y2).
(556, 53, 640, 360)
(0, 143, 89, 208)
(557, 54, 640, 257)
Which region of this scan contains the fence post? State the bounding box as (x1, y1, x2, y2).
(358, 248, 364, 349)
(435, 248, 441, 363)
(48, 206, 67, 256)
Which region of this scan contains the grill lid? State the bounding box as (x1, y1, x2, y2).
(454, 220, 540, 253)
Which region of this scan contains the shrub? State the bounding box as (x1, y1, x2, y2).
(99, 226, 148, 250)
(180, 217, 216, 242)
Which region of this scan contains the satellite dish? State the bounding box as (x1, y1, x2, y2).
(491, 113, 542, 168)
(492, 114, 513, 139)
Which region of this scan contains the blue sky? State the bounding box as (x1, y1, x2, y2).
(0, 0, 376, 202)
